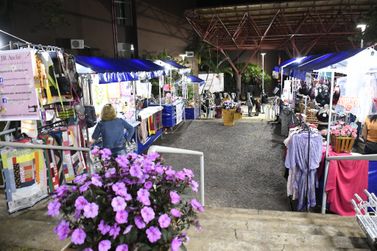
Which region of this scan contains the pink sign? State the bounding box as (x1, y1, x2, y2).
(0, 49, 40, 121)
(337, 97, 359, 111)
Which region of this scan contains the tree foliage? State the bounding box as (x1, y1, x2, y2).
(238, 63, 272, 95)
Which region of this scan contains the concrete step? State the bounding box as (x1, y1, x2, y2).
(186, 237, 370, 251)
(0, 218, 69, 251)
(197, 218, 364, 238)
(202, 207, 358, 227)
(186, 207, 370, 251)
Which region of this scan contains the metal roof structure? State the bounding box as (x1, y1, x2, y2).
(185, 0, 376, 73)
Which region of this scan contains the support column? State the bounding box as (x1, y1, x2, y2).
(235, 71, 242, 99)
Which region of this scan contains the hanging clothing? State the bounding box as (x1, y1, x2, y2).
(326, 150, 368, 216)
(138, 119, 148, 144)
(285, 132, 322, 211)
(148, 115, 156, 135)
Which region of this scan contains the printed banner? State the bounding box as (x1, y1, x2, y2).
(0, 49, 39, 121)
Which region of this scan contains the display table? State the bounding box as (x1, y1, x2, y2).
(162, 100, 185, 128)
(320, 148, 369, 216)
(136, 106, 163, 154)
(138, 106, 163, 120)
(185, 107, 199, 120)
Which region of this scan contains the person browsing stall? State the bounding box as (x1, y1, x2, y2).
(362, 114, 377, 154)
(92, 104, 135, 156)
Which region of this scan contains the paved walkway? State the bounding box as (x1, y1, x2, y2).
(156, 117, 290, 211)
(0, 117, 370, 250)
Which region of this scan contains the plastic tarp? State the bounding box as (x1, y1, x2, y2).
(297, 48, 365, 73)
(162, 59, 186, 69)
(283, 55, 322, 77)
(276, 48, 366, 80)
(119, 59, 164, 79)
(76, 56, 164, 83)
(154, 59, 191, 74)
(333, 48, 377, 122)
(187, 75, 205, 85)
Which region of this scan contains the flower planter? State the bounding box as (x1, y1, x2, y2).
(49, 151, 203, 251)
(331, 135, 355, 153)
(222, 109, 235, 126)
(234, 112, 242, 120)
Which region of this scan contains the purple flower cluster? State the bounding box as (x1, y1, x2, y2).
(48, 151, 203, 249)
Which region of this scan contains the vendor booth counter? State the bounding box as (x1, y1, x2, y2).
(162, 100, 185, 128)
(185, 107, 200, 120)
(136, 106, 163, 154)
(75, 55, 165, 154)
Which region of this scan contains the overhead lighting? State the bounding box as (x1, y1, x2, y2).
(295, 57, 305, 63)
(357, 24, 367, 32)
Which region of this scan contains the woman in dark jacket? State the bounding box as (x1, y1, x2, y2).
(92, 104, 135, 156)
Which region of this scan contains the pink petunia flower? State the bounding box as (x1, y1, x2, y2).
(170, 191, 181, 205)
(171, 237, 183, 251)
(141, 207, 155, 224)
(74, 196, 88, 210)
(111, 196, 127, 212)
(146, 226, 161, 243)
(191, 199, 204, 212)
(98, 240, 111, 251)
(158, 214, 171, 228)
(71, 228, 86, 245)
(115, 210, 129, 224)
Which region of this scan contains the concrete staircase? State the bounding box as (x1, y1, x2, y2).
(186, 207, 371, 251)
(0, 200, 371, 251)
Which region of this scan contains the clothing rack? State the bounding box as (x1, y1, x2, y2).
(301, 121, 311, 212)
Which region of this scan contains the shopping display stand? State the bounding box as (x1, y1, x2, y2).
(154, 59, 191, 131)
(278, 47, 377, 217)
(75, 56, 165, 154)
(0, 31, 93, 213)
(184, 75, 203, 120)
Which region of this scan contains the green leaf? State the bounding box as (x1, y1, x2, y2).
(125, 227, 138, 243)
(137, 243, 152, 251)
(162, 229, 169, 242)
(180, 244, 187, 251)
(119, 235, 126, 243)
(152, 246, 160, 251)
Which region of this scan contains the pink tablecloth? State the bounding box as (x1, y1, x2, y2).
(320, 148, 368, 216)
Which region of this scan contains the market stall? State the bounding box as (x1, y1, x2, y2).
(75, 56, 165, 154)
(278, 47, 377, 215)
(184, 75, 203, 120)
(0, 47, 89, 213)
(154, 59, 190, 128)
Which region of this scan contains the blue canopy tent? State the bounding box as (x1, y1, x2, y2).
(76, 56, 164, 83)
(297, 48, 364, 73)
(279, 48, 366, 80)
(187, 75, 205, 85)
(162, 59, 186, 69)
(277, 48, 377, 214)
(184, 75, 204, 120)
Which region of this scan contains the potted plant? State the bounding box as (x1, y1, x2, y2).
(222, 100, 237, 126)
(48, 148, 204, 250)
(330, 121, 357, 153)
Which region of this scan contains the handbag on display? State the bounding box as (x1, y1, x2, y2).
(84, 106, 97, 128)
